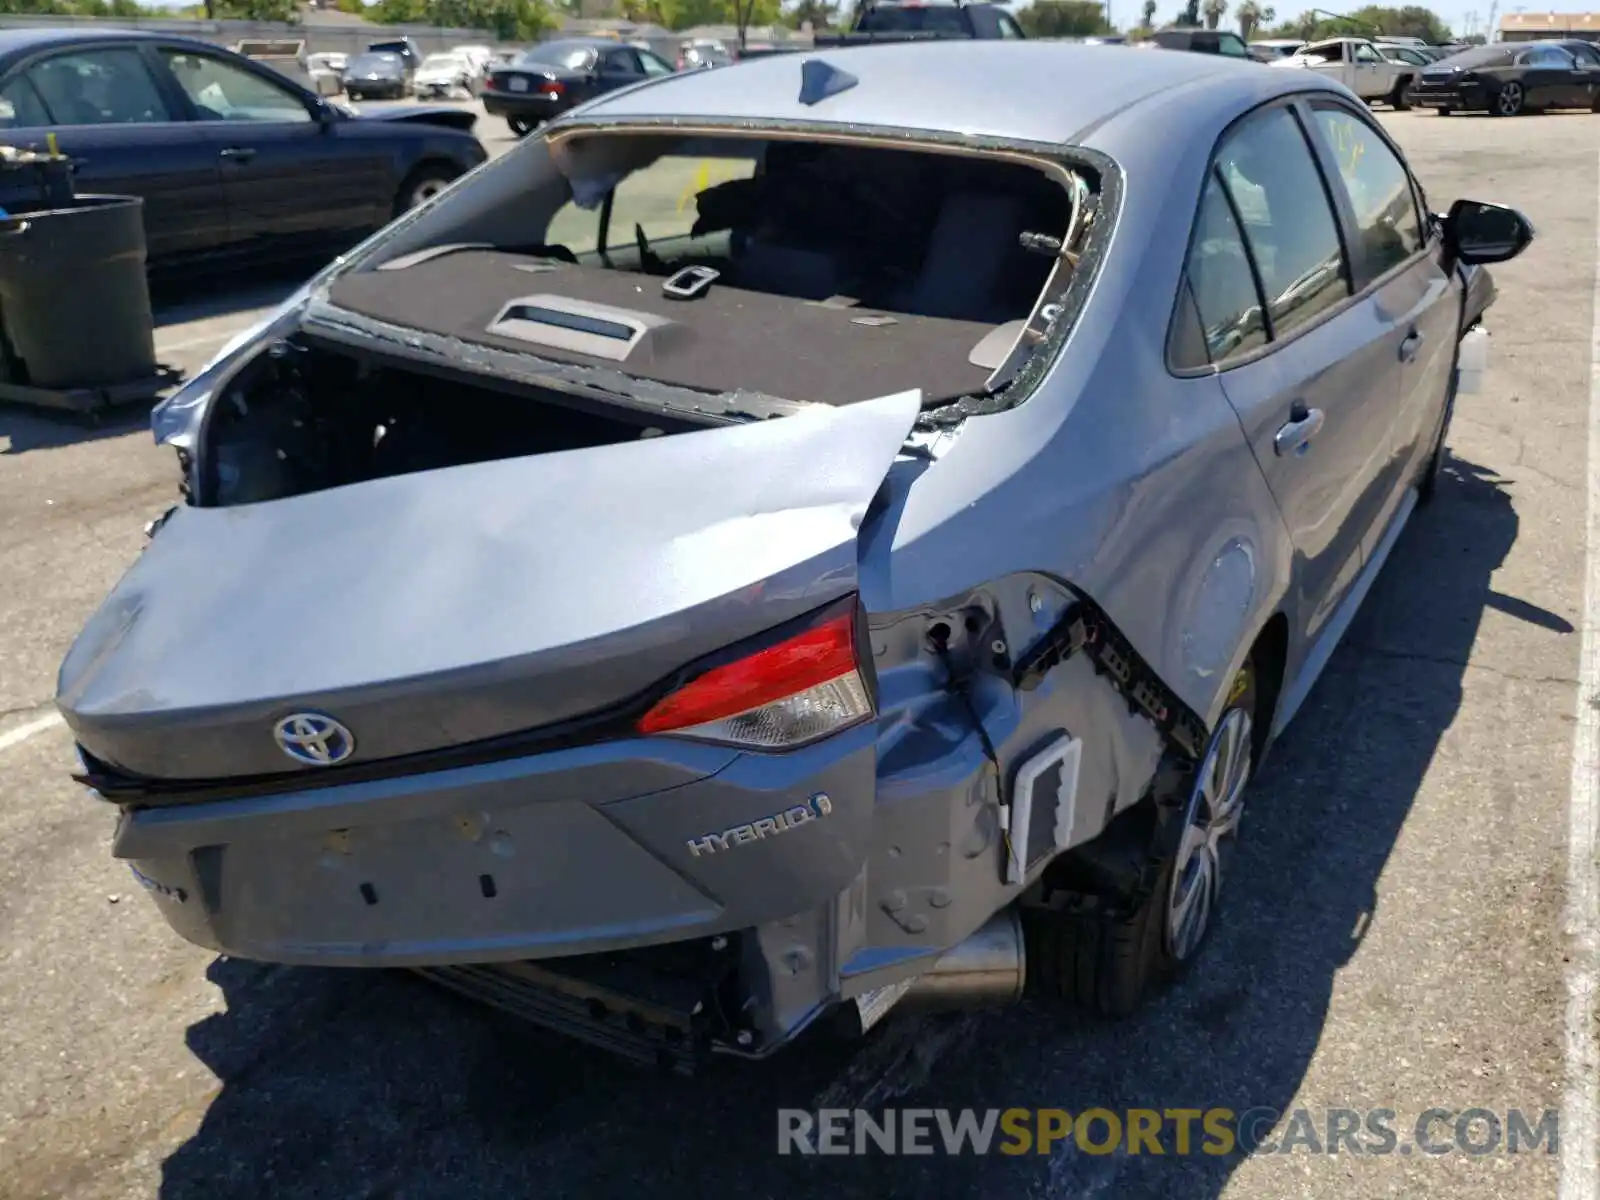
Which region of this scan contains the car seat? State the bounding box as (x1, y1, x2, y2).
(893, 191, 1029, 323)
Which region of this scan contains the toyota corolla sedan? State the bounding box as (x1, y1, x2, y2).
(59, 42, 1532, 1071)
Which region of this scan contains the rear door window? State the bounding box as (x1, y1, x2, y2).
(1214, 105, 1351, 341)
(0, 75, 51, 129)
(25, 48, 175, 126)
(1178, 174, 1269, 366)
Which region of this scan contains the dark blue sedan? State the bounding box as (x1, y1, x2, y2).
(0, 29, 489, 273)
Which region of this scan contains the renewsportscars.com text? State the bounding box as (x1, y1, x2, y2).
(777, 1107, 1560, 1157)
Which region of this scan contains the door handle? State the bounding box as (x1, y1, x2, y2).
(218, 146, 256, 163)
(1399, 329, 1423, 362)
(1274, 402, 1325, 457)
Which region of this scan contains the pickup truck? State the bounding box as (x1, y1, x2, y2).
(1269, 36, 1419, 108)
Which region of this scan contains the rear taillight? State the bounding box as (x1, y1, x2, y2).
(636, 605, 873, 750)
(483, 75, 496, 89)
(543, 80, 566, 96)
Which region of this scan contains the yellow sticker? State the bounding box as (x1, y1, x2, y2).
(1227, 669, 1250, 706)
(677, 159, 712, 214)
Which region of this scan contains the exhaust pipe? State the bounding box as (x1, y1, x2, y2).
(849, 908, 1025, 1035)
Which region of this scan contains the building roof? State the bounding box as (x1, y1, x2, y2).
(1500, 10, 1600, 30)
(573, 39, 1323, 148)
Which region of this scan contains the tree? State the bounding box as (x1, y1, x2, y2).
(369, 0, 557, 37)
(1140, 0, 1156, 25)
(1267, 5, 1451, 41)
(1016, 0, 1114, 37)
(213, 0, 298, 18)
(1176, 0, 1200, 25)
(1234, 0, 1272, 37)
(785, 0, 838, 30)
(1200, 0, 1225, 27)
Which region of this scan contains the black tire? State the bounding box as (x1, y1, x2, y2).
(507, 115, 534, 137)
(1028, 659, 1259, 1016)
(1390, 77, 1413, 110)
(1436, 106, 1453, 115)
(394, 164, 460, 217)
(1492, 81, 1525, 116)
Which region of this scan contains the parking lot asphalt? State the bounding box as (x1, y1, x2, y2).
(0, 103, 1596, 1200)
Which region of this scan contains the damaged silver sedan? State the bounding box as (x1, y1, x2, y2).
(58, 42, 1533, 1069)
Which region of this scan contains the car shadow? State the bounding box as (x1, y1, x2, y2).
(158, 452, 1527, 1199)
(0, 399, 152, 455)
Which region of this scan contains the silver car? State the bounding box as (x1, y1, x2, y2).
(59, 41, 1532, 1069)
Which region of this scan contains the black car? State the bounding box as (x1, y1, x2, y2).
(1409, 38, 1600, 115)
(0, 30, 488, 273)
(366, 36, 423, 72)
(1145, 27, 1253, 57)
(343, 50, 409, 101)
(483, 38, 675, 137)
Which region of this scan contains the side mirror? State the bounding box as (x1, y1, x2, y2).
(1444, 198, 1535, 265)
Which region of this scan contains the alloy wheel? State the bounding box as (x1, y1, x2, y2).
(1164, 705, 1253, 961)
(1495, 83, 1524, 116)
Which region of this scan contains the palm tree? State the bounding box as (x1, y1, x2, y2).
(1201, 0, 1227, 29)
(1141, 0, 1156, 26)
(1235, 0, 1273, 37)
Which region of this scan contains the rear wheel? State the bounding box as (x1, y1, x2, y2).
(1436, 106, 1453, 115)
(1493, 81, 1525, 116)
(1028, 660, 1258, 1016)
(394, 164, 460, 217)
(507, 115, 535, 137)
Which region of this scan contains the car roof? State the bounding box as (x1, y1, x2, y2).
(573, 40, 1325, 146)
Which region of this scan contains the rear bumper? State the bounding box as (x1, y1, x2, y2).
(347, 80, 407, 98)
(114, 723, 877, 971)
(481, 91, 567, 119)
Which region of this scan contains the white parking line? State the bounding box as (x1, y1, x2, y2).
(0, 711, 64, 754)
(155, 330, 241, 356)
(1560, 152, 1600, 1200)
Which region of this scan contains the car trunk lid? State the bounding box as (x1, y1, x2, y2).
(57, 389, 921, 783)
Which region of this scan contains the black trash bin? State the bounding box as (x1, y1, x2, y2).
(0, 193, 156, 391)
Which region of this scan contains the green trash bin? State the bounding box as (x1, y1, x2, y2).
(0, 194, 156, 390)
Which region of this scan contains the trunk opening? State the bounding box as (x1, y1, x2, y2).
(203, 340, 712, 508)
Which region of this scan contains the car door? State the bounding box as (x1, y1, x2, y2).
(1185, 103, 1396, 644)
(1351, 42, 1389, 99)
(154, 45, 385, 254)
(1515, 45, 1578, 106)
(596, 47, 645, 96)
(0, 44, 228, 263)
(1568, 42, 1600, 104)
(1306, 100, 1459, 557)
